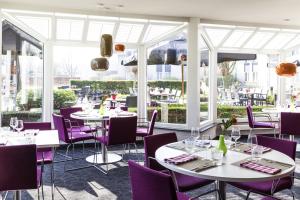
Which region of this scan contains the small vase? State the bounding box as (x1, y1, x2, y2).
(218, 135, 227, 156)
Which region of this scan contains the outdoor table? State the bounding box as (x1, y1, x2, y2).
(155, 140, 295, 200)
(0, 129, 60, 200)
(71, 110, 137, 166)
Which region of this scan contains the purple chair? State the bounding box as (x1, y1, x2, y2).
(96, 116, 137, 162)
(23, 122, 54, 199)
(228, 135, 297, 199)
(136, 110, 157, 138)
(144, 133, 217, 195)
(52, 114, 95, 171)
(60, 107, 97, 133)
(280, 112, 300, 139)
(0, 144, 43, 199)
(128, 160, 190, 200)
(246, 105, 276, 136)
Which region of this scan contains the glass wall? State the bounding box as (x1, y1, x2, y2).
(146, 31, 187, 124)
(53, 46, 138, 112)
(216, 54, 278, 119)
(1, 20, 43, 125)
(199, 36, 210, 122)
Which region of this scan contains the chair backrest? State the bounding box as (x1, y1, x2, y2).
(107, 116, 137, 145)
(257, 135, 297, 160)
(60, 107, 84, 126)
(147, 110, 158, 136)
(144, 132, 177, 171)
(23, 122, 51, 130)
(126, 96, 137, 107)
(246, 105, 255, 128)
(280, 112, 300, 136)
(52, 113, 69, 143)
(128, 160, 178, 200)
(0, 144, 37, 191)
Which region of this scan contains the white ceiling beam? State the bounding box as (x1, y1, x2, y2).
(217, 29, 234, 49)
(53, 40, 139, 48)
(81, 18, 89, 42)
(259, 31, 280, 50)
(138, 23, 149, 44)
(112, 21, 120, 41)
(51, 15, 56, 41)
(240, 28, 258, 49)
(281, 34, 299, 50)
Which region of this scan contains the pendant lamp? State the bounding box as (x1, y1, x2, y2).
(91, 57, 109, 71)
(275, 62, 297, 77)
(115, 43, 125, 53)
(100, 34, 113, 57)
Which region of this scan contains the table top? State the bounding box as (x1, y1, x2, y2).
(71, 110, 137, 121)
(262, 107, 300, 114)
(0, 129, 60, 148)
(155, 140, 295, 183)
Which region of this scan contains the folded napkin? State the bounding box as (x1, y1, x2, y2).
(240, 160, 281, 175)
(164, 154, 198, 165)
(244, 146, 271, 154)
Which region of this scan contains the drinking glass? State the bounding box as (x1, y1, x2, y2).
(15, 120, 24, 134)
(248, 134, 262, 161)
(10, 117, 18, 131)
(191, 127, 200, 141)
(231, 126, 241, 149)
(212, 149, 223, 166)
(185, 137, 195, 154)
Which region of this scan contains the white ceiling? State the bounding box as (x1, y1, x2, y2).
(1, 0, 300, 27)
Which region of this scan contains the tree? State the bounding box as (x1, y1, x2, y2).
(62, 57, 79, 77)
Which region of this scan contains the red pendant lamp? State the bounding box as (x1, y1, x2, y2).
(275, 62, 297, 77)
(115, 43, 125, 53)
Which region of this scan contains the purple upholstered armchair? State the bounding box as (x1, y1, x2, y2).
(246, 105, 276, 137)
(60, 107, 97, 133)
(0, 144, 43, 199)
(144, 133, 219, 197)
(136, 110, 157, 138)
(128, 160, 190, 200)
(52, 113, 95, 171)
(280, 112, 300, 140)
(228, 135, 297, 199)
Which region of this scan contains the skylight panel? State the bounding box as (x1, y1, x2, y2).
(264, 33, 296, 50)
(143, 24, 176, 42)
(56, 19, 84, 40)
(204, 28, 231, 47)
(87, 21, 115, 41)
(16, 16, 51, 39)
(284, 35, 300, 49)
(222, 30, 253, 48)
(115, 23, 144, 43)
(244, 32, 275, 49)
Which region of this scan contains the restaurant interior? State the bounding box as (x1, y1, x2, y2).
(0, 0, 300, 199)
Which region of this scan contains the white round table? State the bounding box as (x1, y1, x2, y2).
(155, 141, 295, 200)
(71, 110, 136, 166)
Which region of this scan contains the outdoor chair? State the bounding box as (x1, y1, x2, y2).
(23, 122, 54, 199)
(0, 144, 44, 200)
(125, 95, 137, 107)
(136, 110, 157, 138)
(144, 133, 220, 198)
(246, 105, 277, 137)
(128, 160, 191, 200)
(228, 135, 297, 199)
(96, 116, 138, 166)
(52, 113, 96, 171)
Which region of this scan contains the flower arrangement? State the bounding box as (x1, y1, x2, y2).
(221, 115, 237, 134)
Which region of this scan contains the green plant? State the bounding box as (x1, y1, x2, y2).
(16, 89, 42, 111)
(53, 89, 76, 109)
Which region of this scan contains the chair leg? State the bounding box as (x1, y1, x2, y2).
(289, 189, 295, 200)
(245, 191, 251, 200)
(51, 162, 54, 200)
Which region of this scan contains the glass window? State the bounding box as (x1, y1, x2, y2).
(244, 32, 274, 49)
(56, 19, 84, 40)
(146, 31, 187, 124)
(143, 24, 176, 42)
(16, 15, 51, 39)
(53, 46, 138, 113)
(1, 20, 44, 125)
(87, 21, 115, 41)
(217, 54, 278, 119)
(222, 30, 253, 48)
(199, 36, 210, 122)
(115, 23, 144, 43)
(204, 28, 231, 47)
(284, 35, 300, 50)
(264, 33, 296, 50)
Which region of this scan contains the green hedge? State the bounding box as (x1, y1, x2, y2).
(1, 111, 42, 126)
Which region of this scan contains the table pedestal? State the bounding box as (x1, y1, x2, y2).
(86, 153, 122, 164)
(217, 180, 226, 200)
(14, 191, 21, 200)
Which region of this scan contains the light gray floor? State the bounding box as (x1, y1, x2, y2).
(2, 129, 300, 200)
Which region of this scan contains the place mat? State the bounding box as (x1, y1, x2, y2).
(233, 158, 293, 175)
(177, 157, 217, 172)
(164, 154, 197, 165)
(231, 143, 271, 154)
(166, 142, 186, 150)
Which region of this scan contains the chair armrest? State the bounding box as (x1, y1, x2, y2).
(253, 112, 273, 122)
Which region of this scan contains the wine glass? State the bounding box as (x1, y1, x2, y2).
(10, 117, 18, 131)
(247, 134, 262, 161)
(231, 126, 241, 149)
(15, 120, 24, 134)
(191, 127, 200, 141)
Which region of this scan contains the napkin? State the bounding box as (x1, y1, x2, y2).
(240, 160, 281, 175)
(244, 146, 271, 154)
(164, 154, 198, 165)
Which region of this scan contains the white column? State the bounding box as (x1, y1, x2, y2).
(187, 18, 200, 129)
(211, 50, 218, 123)
(0, 11, 2, 126)
(137, 45, 147, 120)
(43, 41, 53, 122)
